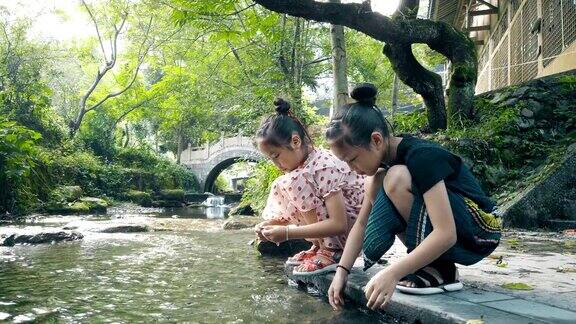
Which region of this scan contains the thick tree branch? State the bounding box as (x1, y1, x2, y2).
(71, 13, 156, 136)
(85, 60, 143, 113)
(383, 43, 446, 130)
(252, 0, 442, 45)
(78, 13, 128, 118)
(253, 0, 478, 128)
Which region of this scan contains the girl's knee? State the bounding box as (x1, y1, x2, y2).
(383, 165, 411, 196)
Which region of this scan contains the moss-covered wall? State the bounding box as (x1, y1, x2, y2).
(391, 70, 576, 227)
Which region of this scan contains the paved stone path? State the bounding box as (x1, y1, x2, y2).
(287, 230, 576, 323)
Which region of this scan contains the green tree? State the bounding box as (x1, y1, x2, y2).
(251, 0, 478, 131)
(0, 16, 66, 146)
(69, 0, 179, 137)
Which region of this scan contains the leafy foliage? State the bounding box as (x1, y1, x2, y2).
(0, 118, 42, 214)
(240, 161, 282, 214)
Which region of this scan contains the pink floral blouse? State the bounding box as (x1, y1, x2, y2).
(262, 148, 365, 250)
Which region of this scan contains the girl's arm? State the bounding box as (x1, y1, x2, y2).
(328, 170, 386, 310)
(336, 170, 386, 271)
(364, 180, 457, 310)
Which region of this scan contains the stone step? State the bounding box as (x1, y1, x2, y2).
(285, 261, 576, 323)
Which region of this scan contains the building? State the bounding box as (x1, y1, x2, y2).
(429, 0, 576, 93)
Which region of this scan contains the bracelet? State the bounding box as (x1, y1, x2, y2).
(285, 225, 289, 241)
(336, 265, 350, 274)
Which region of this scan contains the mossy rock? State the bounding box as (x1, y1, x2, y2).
(79, 197, 108, 214)
(125, 190, 153, 207)
(46, 201, 90, 215)
(157, 189, 185, 202)
(70, 201, 91, 213)
(50, 186, 83, 203)
(228, 204, 255, 216)
(222, 216, 261, 230)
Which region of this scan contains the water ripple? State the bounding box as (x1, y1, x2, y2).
(0, 220, 388, 323)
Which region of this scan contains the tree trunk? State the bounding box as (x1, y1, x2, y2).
(252, 0, 478, 130)
(69, 109, 85, 137)
(329, 0, 349, 119)
(155, 128, 159, 153)
(391, 73, 399, 119)
(176, 125, 184, 164)
(383, 43, 446, 130)
(123, 123, 130, 148)
(289, 18, 303, 112)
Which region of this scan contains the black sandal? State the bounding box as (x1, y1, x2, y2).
(396, 261, 463, 295)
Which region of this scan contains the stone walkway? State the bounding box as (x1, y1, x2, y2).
(286, 230, 576, 323)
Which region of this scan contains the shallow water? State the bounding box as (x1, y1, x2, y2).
(0, 207, 389, 323)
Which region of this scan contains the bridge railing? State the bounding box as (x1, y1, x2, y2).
(182, 133, 256, 163)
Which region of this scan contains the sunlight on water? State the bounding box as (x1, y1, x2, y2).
(0, 210, 391, 323)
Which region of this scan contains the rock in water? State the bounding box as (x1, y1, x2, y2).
(255, 239, 312, 257)
(79, 197, 108, 214)
(1, 231, 83, 246)
(97, 225, 149, 233)
(222, 216, 261, 230)
(228, 204, 255, 216)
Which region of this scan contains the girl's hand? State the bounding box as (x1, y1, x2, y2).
(254, 221, 269, 242)
(261, 225, 287, 245)
(328, 268, 348, 310)
(364, 268, 401, 310)
(254, 222, 268, 242)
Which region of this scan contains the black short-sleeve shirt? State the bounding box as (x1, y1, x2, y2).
(395, 135, 495, 212)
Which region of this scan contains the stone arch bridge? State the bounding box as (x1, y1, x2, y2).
(180, 134, 263, 193)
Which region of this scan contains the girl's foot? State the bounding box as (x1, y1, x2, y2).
(292, 249, 341, 276)
(396, 262, 463, 295)
(285, 245, 319, 266)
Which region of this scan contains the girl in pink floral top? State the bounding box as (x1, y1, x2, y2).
(255, 98, 364, 276)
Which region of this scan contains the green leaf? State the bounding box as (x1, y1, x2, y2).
(500, 282, 534, 290)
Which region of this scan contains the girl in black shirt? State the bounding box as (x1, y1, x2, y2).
(325, 84, 501, 311)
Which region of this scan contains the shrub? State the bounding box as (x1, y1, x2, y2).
(0, 119, 42, 215)
(240, 161, 282, 214)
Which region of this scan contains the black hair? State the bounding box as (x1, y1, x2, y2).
(325, 83, 392, 148)
(256, 98, 312, 148)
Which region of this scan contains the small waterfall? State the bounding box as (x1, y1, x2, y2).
(203, 196, 225, 207)
(202, 196, 227, 219)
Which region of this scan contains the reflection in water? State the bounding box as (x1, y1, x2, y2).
(155, 206, 229, 219)
(205, 206, 227, 219)
(0, 212, 390, 323)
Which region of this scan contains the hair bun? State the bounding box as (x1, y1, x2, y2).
(273, 98, 291, 115)
(351, 83, 377, 106)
